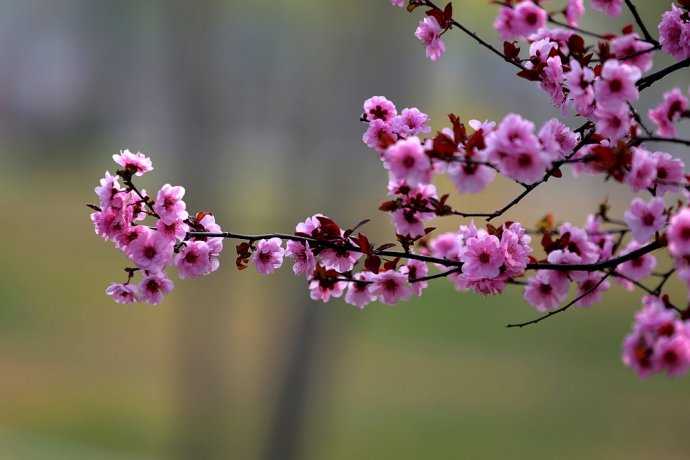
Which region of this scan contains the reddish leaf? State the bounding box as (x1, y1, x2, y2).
(448, 113, 467, 144)
(622, 24, 634, 34)
(365, 255, 381, 274)
(379, 200, 399, 212)
(356, 233, 372, 254)
(383, 258, 400, 271)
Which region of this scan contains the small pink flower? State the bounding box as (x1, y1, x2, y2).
(391, 209, 426, 238)
(668, 208, 690, 258)
(461, 231, 505, 280)
(453, 274, 508, 295)
(196, 214, 224, 256)
(415, 16, 446, 61)
(309, 277, 346, 303)
(565, 0, 585, 27)
(547, 248, 587, 283)
(501, 222, 532, 278)
(127, 229, 173, 272)
(320, 246, 362, 273)
(539, 118, 579, 160)
(399, 259, 429, 296)
(594, 104, 632, 141)
(649, 88, 689, 138)
(558, 222, 600, 264)
(106, 283, 139, 304)
(616, 241, 657, 290)
(285, 240, 317, 277)
(594, 60, 640, 110)
(156, 219, 189, 242)
(175, 241, 213, 279)
(513, 1, 547, 37)
(611, 33, 654, 73)
(138, 272, 174, 305)
(153, 184, 189, 224)
(113, 149, 153, 176)
(363, 119, 397, 153)
(390, 0, 405, 7)
(370, 270, 414, 305)
(625, 147, 657, 192)
(591, 0, 623, 17)
(575, 272, 610, 307)
(296, 214, 324, 236)
(95, 171, 122, 208)
(447, 152, 497, 194)
(494, 7, 520, 40)
(91, 207, 129, 241)
(252, 238, 285, 275)
(653, 335, 690, 377)
(652, 151, 685, 195)
(524, 270, 569, 312)
(363, 96, 397, 123)
(659, 5, 690, 60)
(565, 59, 595, 116)
(116, 224, 148, 250)
(541, 55, 567, 108)
(344, 272, 377, 309)
(391, 108, 431, 138)
(624, 197, 665, 243)
(429, 232, 463, 268)
(383, 137, 432, 185)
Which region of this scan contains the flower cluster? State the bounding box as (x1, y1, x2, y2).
(659, 3, 690, 60)
(649, 87, 690, 138)
(623, 296, 690, 378)
(90, 151, 224, 305)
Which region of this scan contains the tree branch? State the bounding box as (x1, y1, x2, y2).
(624, 0, 660, 46)
(637, 58, 690, 91)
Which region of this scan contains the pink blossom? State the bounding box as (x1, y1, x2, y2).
(461, 231, 505, 280)
(565, 0, 585, 27)
(594, 60, 640, 109)
(494, 7, 520, 40)
(91, 207, 129, 242)
(594, 104, 632, 141)
(138, 272, 174, 305)
(391, 209, 427, 238)
(625, 147, 657, 192)
(668, 208, 690, 257)
(575, 272, 610, 307)
(415, 16, 446, 61)
(611, 33, 654, 73)
(196, 214, 224, 256)
(659, 5, 690, 60)
(652, 151, 686, 195)
(252, 238, 285, 275)
(371, 270, 414, 305)
(429, 232, 463, 268)
(565, 59, 595, 116)
(539, 118, 579, 160)
(591, 0, 623, 16)
(156, 219, 189, 242)
(391, 108, 431, 138)
(452, 274, 508, 295)
(296, 214, 324, 236)
(513, 1, 547, 37)
(616, 241, 657, 290)
(390, 0, 405, 7)
(524, 270, 569, 312)
(558, 222, 600, 264)
(95, 171, 122, 208)
(113, 149, 153, 176)
(285, 241, 316, 277)
(106, 283, 139, 304)
(344, 272, 377, 309)
(363, 96, 397, 123)
(653, 335, 690, 377)
(541, 56, 567, 108)
(485, 113, 549, 184)
(309, 276, 346, 303)
(399, 259, 429, 296)
(547, 248, 587, 283)
(501, 222, 532, 278)
(320, 246, 362, 273)
(153, 184, 189, 224)
(363, 119, 397, 153)
(127, 228, 173, 272)
(115, 224, 149, 250)
(447, 151, 496, 193)
(383, 137, 432, 185)
(175, 241, 213, 279)
(649, 88, 689, 138)
(624, 197, 666, 243)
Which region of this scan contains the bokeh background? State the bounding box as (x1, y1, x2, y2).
(1, 1, 689, 459)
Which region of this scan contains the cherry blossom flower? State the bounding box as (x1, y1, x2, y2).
(659, 4, 690, 60)
(309, 275, 346, 303)
(127, 228, 173, 272)
(371, 270, 414, 305)
(575, 272, 610, 307)
(611, 33, 654, 73)
(285, 240, 316, 277)
(95, 172, 122, 208)
(383, 136, 432, 185)
(153, 184, 189, 224)
(624, 197, 666, 243)
(447, 151, 497, 193)
(565, 59, 595, 116)
(415, 16, 446, 61)
(616, 241, 657, 291)
(565, 0, 585, 27)
(625, 147, 657, 192)
(524, 270, 569, 312)
(539, 119, 579, 161)
(138, 272, 174, 305)
(541, 56, 567, 108)
(399, 259, 429, 296)
(648, 88, 689, 138)
(252, 238, 285, 275)
(106, 283, 139, 304)
(363, 96, 397, 123)
(112, 149, 153, 176)
(344, 272, 377, 309)
(594, 104, 632, 141)
(654, 335, 690, 377)
(156, 219, 189, 242)
(461, 231, 505, 280)
(175, 241, 213, 279)
(594, 60, 640, 110)
(667, 208, 690, 258)
(363, 119, 397, 153)
(391, 108, 431, 138)
(591, 0, 623, 17)
(652, 151, 686, 195)
(390, 0, 405, 7)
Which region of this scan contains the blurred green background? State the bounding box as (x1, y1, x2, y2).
(1, 1, 689, 459)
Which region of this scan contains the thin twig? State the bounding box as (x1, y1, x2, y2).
(624, 0, 660, 46)
(637, 58, 690, 91)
